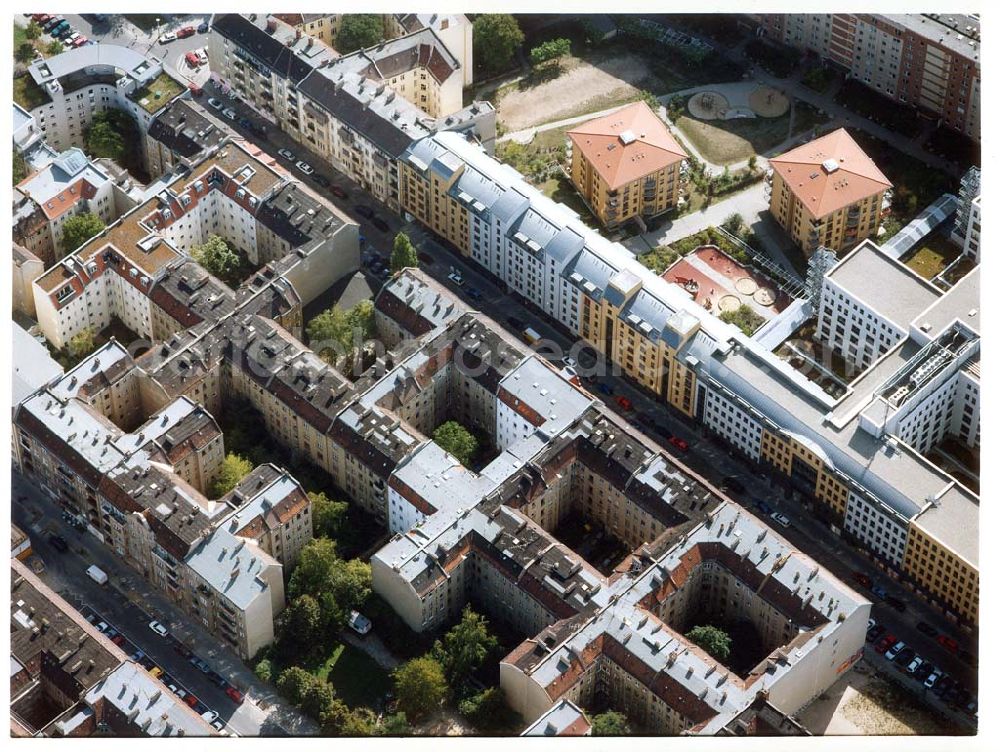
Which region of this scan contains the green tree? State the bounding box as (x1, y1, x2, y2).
(747, 154, 758, 171)
(721, 212, 744, 236)
(686, 624, 732, 661)
(473, 14, 524, 74)
(393, 656, 448, 721)
(346, 299, 375, 341)
(322, 699, 375, 735)
(719, 304, 765, 337)
(288, 537, 340, 600)
(278, 594, 324, 655)
(529, 38, 571, 67)
(390, 231, 418, 272)
(335, 14, 383, 54)
(307, 306, 351, 358)
(276, 666, 313, 705)
(16, 42, 36, 63)
(61, 213, 106, 254)
(66, 328, 97, 363)
(13, 148, 27, 185)
(310, 491, 348, 540)
(300, 677, 337, 720)
(210, 452, 253, 497)
(192, 234, 242, 285)
(591, 710, 631, 736)
(328, 557, 372, 613)
(432, 605, 498, 686)
(377, 711, 410, 736)
(639, 90, 661, 111)
(86, 118, 125, 161)
(254, 658, 273, 683)
(25, 22, 42, 40)
(46, 40, 64, 56)
(458, 686, 514, 730)
(432, 421, 478, 466)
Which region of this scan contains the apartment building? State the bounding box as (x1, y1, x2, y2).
(951, 166, 981, 261)
(144, 99, 229, 180)
(13, 244, 45, 319)
(521, 699, 592, 736)
(32, 138, 358, 350)
(816, 239, 941, 370)
(753, 14, 980, 141)
(393, 129, 978, 625)
(768, 129, 892, 256)
(374, 267, 469, 347)
(208, 14, 493, 209)
(11, 559, 215, 737)
(568, 101, 686, 228)
(16, 44, 187, 157)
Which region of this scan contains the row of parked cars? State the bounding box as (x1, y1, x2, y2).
(159, 21, 210, 44)
(30, 14, 91, 48)
(868, 618, 977, 719)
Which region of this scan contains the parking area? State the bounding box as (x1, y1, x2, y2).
(78, 602, 242, 736)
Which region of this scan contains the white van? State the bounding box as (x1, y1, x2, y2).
(86, 565, 108, 585)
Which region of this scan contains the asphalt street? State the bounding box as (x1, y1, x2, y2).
(12, 471, 317, 737)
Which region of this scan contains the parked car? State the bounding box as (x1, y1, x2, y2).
(277, 148, 295, 160)
(177, 26, 196, 39)
(207, 671, 227, 689)
(207, 97, 224, 111)
(47, 534, 69, 552)
(936, 635, 958, 653)
(933, 675, 954, 698)
(225, 686, 244, 704)
(885, 596, 907, 613)
(221, 108, 237, 120)
(851, 571, 873, 589)
(958, 649, 977, 667)
(447, 269, 464, 286)
(348, 610, 372, 635)
(596, 382, 614, 396)
(904, 655, 923, 674)
(185, 51, 201, 68)
(616, 396, 633, 412)
(184, 694, 199, 708)
(148, 620, 169, 637)
(506, 316, 525, 330)
(866, 624, 886, 644)
(196, 49, 208, 65)
(752, 499, 774, 516)
(43, 18, 64, 32)
(238, 117, 254, 130)
(71, 36, 89, 47)
(466, 287, 483, 302)
(915, 621, 938, 638)
(354, 205, 375, 219)
(371, 216, 389, 232)
(95, 621, 109, 633)
(913, 662, 934, 682)
(769, 512, 791, 528)
(870, 584, 887, 600)
(873, 634, 896, 654)
(891, 646, 915, 666)
(295, 160, 314, 175)
(149, 666, 164, 679)
(201, 710, 219, 723)
(669, 436, 689, 452)
(418, 252, 434, 265)
(112, 634, 126, 647)
(212, 719, 226, 732)
(198, 21, 210, 33)
(174, 688, 188, 701)
(172, 641, 193, 659)
(310, 173, 331, 188)
(159, 31, 177, 43)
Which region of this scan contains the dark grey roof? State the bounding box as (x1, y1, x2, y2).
(148, 101, 228, 160)
(212, 14, 314, 83)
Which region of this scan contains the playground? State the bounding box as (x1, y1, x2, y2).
(686, 84, 789, 120)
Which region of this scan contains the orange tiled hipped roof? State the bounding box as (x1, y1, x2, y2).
(568, 101, 687, 191)
(769, 128, 892, 218)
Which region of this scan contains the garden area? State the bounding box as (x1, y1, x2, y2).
(802, 66, 838, 94)
(14, 73, 50, 110)
(899, 230, 963, 281)
(835, 79, 924, 139)
(130, 71, 185, 114)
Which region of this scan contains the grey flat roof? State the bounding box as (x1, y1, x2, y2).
(911, 266, 980, 342)
(825, 240, 941, 331)
(912, 483, 979, 567)
(886, 14, 980, 61)
(12, 323, 63, 406)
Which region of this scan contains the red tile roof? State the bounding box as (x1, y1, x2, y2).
(769, 128, 892, 218)
(568, 102, 686, 190)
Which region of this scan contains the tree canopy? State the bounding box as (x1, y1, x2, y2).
(192, 234, 243, 286)
(13, 148, 27, 185)
(307, 300, 375, 361)
(392, 656, 448, 720)
(529, 38, 571, 67)
(287, 538, 371, 636)
(686, 624, 732, 661)
(335, 15, 383, 54)
(473, 15, 524, 75)
(16, 42, 36, 63)
(66, 328, 97, 364)
(276, 594, 324, 658)
(210, 452, 253, 498)
(310, 491, 349, 540)
(719, 304, 765, 337)
(25, 21, 42, 40)
(432, 605, 498, 686)
(61, 213, 106, 255)
(46, 40, 63, 56)
(391, 231, 418, 272)
(457, 686, 514, 731)
(432, 421, 478, 466)
(591, 710, 631, 736)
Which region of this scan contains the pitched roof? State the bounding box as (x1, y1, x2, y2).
(568, 102, 686, 190)
(769, 128, 892, 217)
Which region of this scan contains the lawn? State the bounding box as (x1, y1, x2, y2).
(791, 100, 833, 138)
(675, 110, 790, 165)
(310, 641, 392, 709)
(899, 231, 963, 280)
(131, 71, 185, 114)
(637, 245, 680, 275)
(14, 74, 50, 110)
(802, 66, 838, 94)
(540, 173, 599, 228)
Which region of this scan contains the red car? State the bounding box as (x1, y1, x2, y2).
(937, 635, 959, 653)
(71, 36, 88, 47)
(873, 633, 896, 655)
(33, 14, 52, 23)
(668, 436, 689, 452)
(851, 571, 873, 589)
(185, 51, 200, 67)
(616, 396, 633, 412)
(184, 693, 199, 708)
(176, 26, 196, 38)
(330, 185, 348, 199)
(225, 686, 244, 704)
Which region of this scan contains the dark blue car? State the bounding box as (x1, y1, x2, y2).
(753, 499, 773, 516)
(596, 383, 614, 396)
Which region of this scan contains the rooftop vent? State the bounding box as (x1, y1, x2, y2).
(618, 130, 637, 146)
(821, 159, 839, 174)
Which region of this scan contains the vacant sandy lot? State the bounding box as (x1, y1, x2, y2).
(799, 661, 955, 736)
(497, 54, 657, 130)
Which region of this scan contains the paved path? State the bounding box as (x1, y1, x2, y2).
(340, 631, 399, 672)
